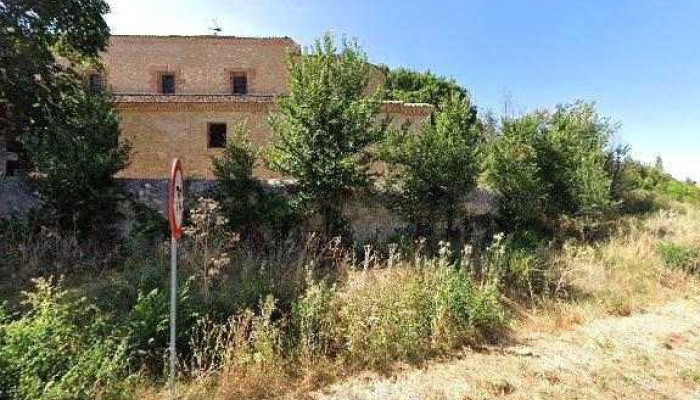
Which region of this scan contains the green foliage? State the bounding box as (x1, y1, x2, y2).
(291, 275, 338, 359)
(211, 124, 297, 238)
(2, 0, 127, 236)
(382, 93, 483, 234)
(609, 153, 700, 212)
(21, 90, 130, 234)
(1, 0, 110, 138)
(485, 102, 613, 232)
(126, 278, 200, 376)
(0, 278, 132, 400)
(337, 260, 504, 367)
(265, 33, 388, 237)
(658, 241, 700, 274)
(382, 67, 468, 107)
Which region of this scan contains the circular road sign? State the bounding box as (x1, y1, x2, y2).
(168, 159, 184, 240)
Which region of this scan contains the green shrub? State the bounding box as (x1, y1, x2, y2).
(611, 158, 700, 211)
(430, 265, 503, 350)
(211, 124, 297, 238)
(658, 241, 700, 274)
(291, 275, 339, 360)
(0, 278, 132, 400)
(338, 259, 505, 367)
(485, 102, 613, 233)
(381, 93, 483, 237)
(125, 278, 200, 376)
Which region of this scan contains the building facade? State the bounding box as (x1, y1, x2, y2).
(97, 35, 432, 180)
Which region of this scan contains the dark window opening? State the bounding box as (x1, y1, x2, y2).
(161, 74, 175, 94)
(208, 123, 227, 148)
(88, 73, 102, 92)
(232, 74, 247, 95)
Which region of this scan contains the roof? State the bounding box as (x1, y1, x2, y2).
(110, 34, 299, 46)
(113, 94, 276, 103)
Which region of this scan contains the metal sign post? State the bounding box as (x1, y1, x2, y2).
(168, 159, 184, 400)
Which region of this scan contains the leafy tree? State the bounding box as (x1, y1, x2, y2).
(22, 90, 130, 233)
(382, 67, 467, 108)
(211, 124, 296, 238)
(1, 0, 110, 139)
(265, 34, 388, 238)
(485, 102, 613, 232)
(610, 157, 700, 210)
(1, 0, 129, 234)
(382, 94, 483, 237)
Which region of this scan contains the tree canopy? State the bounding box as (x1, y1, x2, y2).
(1, 0, 129, 234)
(382, 67, 468, 108)
(265, 33, 388, 238)
(382, 93, 483, 236)
(485, 102, 613, 232)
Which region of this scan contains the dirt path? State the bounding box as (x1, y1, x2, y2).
(312, 298, 700, 400)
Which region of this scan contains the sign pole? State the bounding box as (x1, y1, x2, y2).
(169, 235, 177, 399)
(168, 159, 184, 400)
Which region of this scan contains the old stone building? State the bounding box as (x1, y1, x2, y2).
(97, 35, 431, 180)
(0, 35, 438, 234)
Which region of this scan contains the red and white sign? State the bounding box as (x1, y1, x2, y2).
(168, 159, 184, 240)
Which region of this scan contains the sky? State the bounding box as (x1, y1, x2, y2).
(106, 0, 700, 182)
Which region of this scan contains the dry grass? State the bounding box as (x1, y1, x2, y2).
(313, 298, 700, 400)
(6, 204, 699, 400)
(310, 207, 700, 400)
(520, 206, 700, 334)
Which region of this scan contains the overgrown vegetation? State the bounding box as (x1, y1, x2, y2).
(211, 124, 296, 239)
(0, 278, 132, 400)
(2, 6, 700, 398)
(1, 0, 129, 235)
(265, 33, 388, 238)
(381, 93, 483, 238)
(485, 102, 613, 234)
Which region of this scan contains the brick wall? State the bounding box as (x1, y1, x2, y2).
(104, 35, 298, 95)
(115, 99, 432, 180)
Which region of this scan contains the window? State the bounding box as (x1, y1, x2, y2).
(161, 74, 175, 94)
(232, 74, 247, 95)
(88, 73, 102, 92)
(207, 123, 227, 148)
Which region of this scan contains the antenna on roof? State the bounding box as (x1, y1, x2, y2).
(208, 18, 222, 35)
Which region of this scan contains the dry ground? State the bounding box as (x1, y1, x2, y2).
(311, 297, 700, 400)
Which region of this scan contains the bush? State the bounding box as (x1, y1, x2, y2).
(610, 157, 700, 212)
(126, 278, 200, 376)
(381, 93, 483, 238)
(21, 90, 130, 237)
(0, 278, 132, 400)
(337, 257, 505, 367)
(485, 102, 613, 233)
(211, 124, 297, 239)
(658, 241, 700, 274)
(291, 274, 339, 360)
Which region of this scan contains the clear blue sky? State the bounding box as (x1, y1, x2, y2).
(107, 0, 700, 182)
